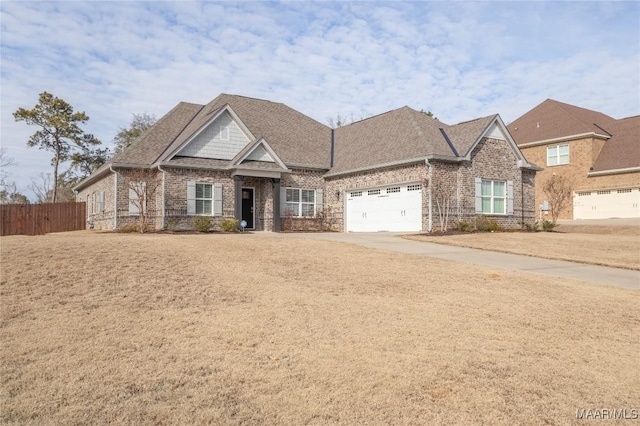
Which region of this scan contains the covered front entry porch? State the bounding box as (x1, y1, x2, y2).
(233, 172, 282, 232)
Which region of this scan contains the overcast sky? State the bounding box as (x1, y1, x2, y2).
(1, 1, 639, 199)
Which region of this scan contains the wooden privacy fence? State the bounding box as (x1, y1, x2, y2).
(0, 202, 86, 236)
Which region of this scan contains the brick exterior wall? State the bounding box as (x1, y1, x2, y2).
(459, 138, 536, 228)
(78, 138, 536, 232)
(325, 138, 536, 232)
(77, 172, 116, 230)
(520, 137, 640, 219)
(280, 169, 326, 231)
(325, 162, 429, 231)
(159, 167, 234, 230)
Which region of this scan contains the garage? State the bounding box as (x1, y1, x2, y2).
(573, 188, 640, 219)
(346, 184, 423, 232)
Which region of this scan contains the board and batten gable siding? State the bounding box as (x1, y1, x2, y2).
(177, 111, 250, 160)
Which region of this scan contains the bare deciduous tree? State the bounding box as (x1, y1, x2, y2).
(425, 168, 455, 232)
(29, 172, 53, 203)
(326, 111, 371, 128)
(542, 174, 573, 225)
(126, 168, 161, 233)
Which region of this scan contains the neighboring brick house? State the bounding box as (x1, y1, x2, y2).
(75, 94, 540, 232)
(508, 99, 640, 220)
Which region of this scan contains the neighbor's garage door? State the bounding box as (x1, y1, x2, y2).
(346, 184, 422, 232)
(573, 188, 640, 219)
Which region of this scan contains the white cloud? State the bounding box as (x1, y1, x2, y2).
(1, 1, 638, 199)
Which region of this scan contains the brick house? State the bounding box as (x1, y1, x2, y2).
(75, 94, 540, 232)
(508, 99, 640, 220)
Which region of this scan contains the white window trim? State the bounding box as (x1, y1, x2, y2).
(129, 182, 146, 216)
(280, 187, 323, 219)
(481, 179, 507, 215)
(195, 183, 213, 216)
(475, 177, 514, 216)
(187, 181, 222, 216)
(547, 144, 569, 166)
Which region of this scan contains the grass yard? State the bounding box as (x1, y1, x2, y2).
(1, 232, 639, 425)
(406, 225, 640, 270)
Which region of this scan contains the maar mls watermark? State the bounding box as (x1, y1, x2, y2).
(576, 408, 638, 420)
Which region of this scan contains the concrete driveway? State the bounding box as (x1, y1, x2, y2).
(259, 232, 639, 289)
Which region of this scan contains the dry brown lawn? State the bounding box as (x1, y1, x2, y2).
(1, 232, 638, 425)
(406, 225, 640, 270)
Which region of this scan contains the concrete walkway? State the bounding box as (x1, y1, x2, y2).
(256, 232, 639, 289)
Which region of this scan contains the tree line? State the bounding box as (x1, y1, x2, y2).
(2, 92, 156, 204)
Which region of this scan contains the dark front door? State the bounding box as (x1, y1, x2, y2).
(241, 188, 254, 229)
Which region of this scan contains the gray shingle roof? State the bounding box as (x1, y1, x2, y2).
(330, 107, 498, 174)
(445, 115, 497, 156)
(591, 115, 640, 172)
(111, 102, 204, 165)
(76, 94, 509, 190)
(158, 94, 332, 168)
(507, 99, 616, 145)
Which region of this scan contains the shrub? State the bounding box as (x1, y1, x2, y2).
(520, 221, 539, 232)
(220, 218, 240, 232)
(118, 224, 139, 233)
(542, 220, 558, 232)
(192, 216, 212, 233)
(165, 219, 179, 232)
(475, 215, 503, 232)
(454, 220, 474, 232)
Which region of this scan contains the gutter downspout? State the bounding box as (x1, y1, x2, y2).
(425, 159, 433, 233)
(109, 166, 118, 229)
(157, 165, 166, 229)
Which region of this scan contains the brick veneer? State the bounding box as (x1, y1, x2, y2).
(79, 138, 535, 232)
(325, 137, 536, 231)
(521, 137, 640, 219)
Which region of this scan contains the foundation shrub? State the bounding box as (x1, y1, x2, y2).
(118, 224, 140, 233)
(454, 220, 475, 232)
(220, 218, 240, 232)
(542, 220, 558, 232)
(475, 215, 503, 232)
(192, 216, 213, 233)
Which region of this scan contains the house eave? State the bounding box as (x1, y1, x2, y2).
(325, 157, 433, 178)
(230, 168, 284, 179)
(157, 161, 228, 171)
(517, 132, 610, 148)
(588, 166, 640, 177)
(286, 163, 331, 171)
(73, 166, 112, 191)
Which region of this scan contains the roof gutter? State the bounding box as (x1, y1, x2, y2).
(588, 166, 640, 177)
(325, 155, 461, 178)
(516, 132, 610, 148)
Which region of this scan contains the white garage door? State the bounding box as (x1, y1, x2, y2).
(573, 188, 640, 219)
(346, 184, 422, 232)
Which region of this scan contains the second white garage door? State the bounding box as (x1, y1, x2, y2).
(346, 184, 423, 232)
(573, 188, 640, 219)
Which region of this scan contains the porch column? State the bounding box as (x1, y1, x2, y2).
(234, 175, 243, 221)
(272, 178, 281, 232)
